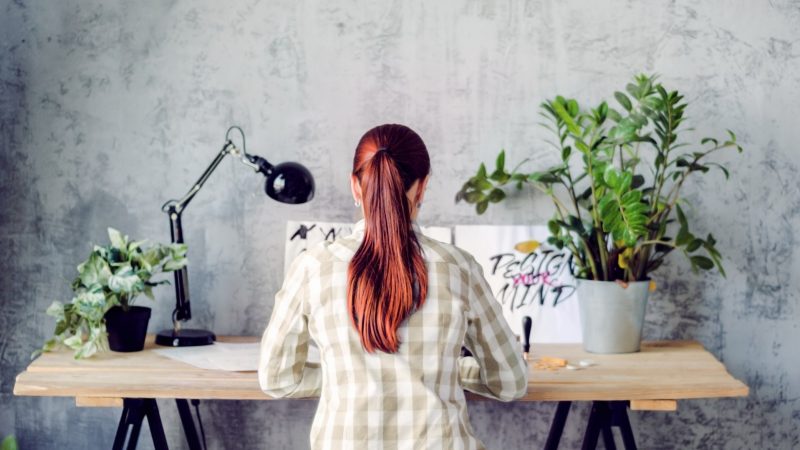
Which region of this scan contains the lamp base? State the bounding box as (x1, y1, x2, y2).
(155, 328, 216, 347)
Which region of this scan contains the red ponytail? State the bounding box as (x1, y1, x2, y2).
(348, 124, 430, 353)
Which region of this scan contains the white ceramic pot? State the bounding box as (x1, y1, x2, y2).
(576, 279, 650, 354)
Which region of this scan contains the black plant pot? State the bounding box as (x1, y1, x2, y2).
(105, 305, 151, 352)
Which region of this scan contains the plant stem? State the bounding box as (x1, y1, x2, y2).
(562, 171, 583, 223)
(584, 143, 609, 280)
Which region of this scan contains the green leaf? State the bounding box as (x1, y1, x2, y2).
(475, 179, 493, 191)
(489, 170, 510, 183)
(686, 238, 703, 252)
(676, 204, 688, 228)
(1, 435, 18, 450)
(603, 166, 621, 189)
(551, 99, 582, 136)
(630, 112, 647, 127)
(528, 172, 560, 184)
(701, 137, 718, 147)
(129, 239, 148, 252)
(464, 191, 482, 203)
(108, 267, 143, 293)
(597, 101, 608, 123)
(597, 178, 647, 247)
(675, 227, 692, 247)
(73, 290, 109, 322)
(477, 163, 487, 178)
(706, 162, 730, 179)
(108, 228, 127, 249)
(496, 150, 506, 173)
(614, 91, 632, 111)
(46, 301, 65, 319)
(476, 200, 489, 215)
(691, 255, 714, 270)
(548, 220, 560, 235)
(566, 99, 579, 117)
(163, 259, 187, 272)
(63, 334, 83, 350)
(488, 188, 506, 203)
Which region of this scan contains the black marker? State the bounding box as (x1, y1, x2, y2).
(522, 316, 532, 361)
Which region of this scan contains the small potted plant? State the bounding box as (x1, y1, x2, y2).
(38, 228, 187, 359)
(457, 74, 742, 353)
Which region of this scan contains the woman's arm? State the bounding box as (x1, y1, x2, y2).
(258, 253, 321, 398)
(459, 254, 529, 401)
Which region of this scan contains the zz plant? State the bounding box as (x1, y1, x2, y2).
(38, 228, 187, 359)
(456, 74, 742, 282)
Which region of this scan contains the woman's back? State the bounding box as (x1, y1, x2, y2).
(260, 123, 527, 449)
(259, 219, 529, 450)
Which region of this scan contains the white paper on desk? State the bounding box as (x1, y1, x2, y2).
(153, 342, 320, 372)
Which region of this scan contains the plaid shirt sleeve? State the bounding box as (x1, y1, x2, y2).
(258, 252, 321, 398)
(459, 254, 530, 401)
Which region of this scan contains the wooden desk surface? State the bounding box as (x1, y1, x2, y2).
(14, 336, 748, 404)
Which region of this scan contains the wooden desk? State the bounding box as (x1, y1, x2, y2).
(14, 337, 748, 450)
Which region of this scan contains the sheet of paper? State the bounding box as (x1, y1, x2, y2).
(153, 342, 260, 371)
(454, 225, 582, 343)
(153, 342, 320, 372)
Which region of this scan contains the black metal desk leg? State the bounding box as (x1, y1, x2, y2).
(144, 399, 170, 450)
(581, 401, 607, 450)
(544, 401, 572, 450)
(113, 399, 142, 450)
(580, 401, 638, 450)
(111, 398, 169, 450)
(176, 399, 203, 450)
(610, 401, 637, 450)
(601, 422, 617, 450)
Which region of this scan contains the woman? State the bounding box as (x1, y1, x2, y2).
(259, 124, 528, 449)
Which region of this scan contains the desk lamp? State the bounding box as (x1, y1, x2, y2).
(155, 126, 315, 347)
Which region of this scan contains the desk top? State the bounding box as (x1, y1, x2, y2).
(14, 336, 748, 403)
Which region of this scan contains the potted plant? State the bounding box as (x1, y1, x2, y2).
(456, 74, 742, 353)
(38, 228, 187, 359)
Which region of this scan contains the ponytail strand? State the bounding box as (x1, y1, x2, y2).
(348, 125, 430, 353)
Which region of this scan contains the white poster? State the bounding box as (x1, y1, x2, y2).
(284, 221, 452, 276)
(454, 225, 581, 343)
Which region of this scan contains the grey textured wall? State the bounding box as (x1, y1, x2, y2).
(1, 0, 798, 448)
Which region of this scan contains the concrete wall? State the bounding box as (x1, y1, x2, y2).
(1, 0, 798, 448)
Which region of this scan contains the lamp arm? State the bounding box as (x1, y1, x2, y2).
(162, 141, 236, 215)
(161, 140, 239, 325)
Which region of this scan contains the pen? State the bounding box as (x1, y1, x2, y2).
(522, 316, 532, 361)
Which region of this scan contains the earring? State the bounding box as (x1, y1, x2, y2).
(416, 202, 422, 208)
(355, 200, 361, 207)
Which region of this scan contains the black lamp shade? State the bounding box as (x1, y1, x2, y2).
(266, 161, 315, 204)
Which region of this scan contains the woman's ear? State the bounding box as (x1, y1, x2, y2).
(350, 174, 362, 204)
(415, 174, 430, 205)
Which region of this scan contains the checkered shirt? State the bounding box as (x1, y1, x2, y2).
(259, 219, 529, 450)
